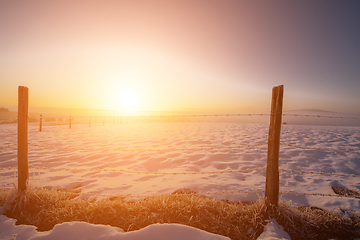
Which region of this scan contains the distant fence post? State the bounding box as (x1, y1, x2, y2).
(69, 116, 72, 129)
(39, 114, 42, 132)
(18, 86, 29, 191)
(265, 85, 284, 209)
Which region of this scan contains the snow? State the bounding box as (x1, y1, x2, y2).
(1, 120, 360, 239)
(0, 206, 287, 240)
(0, 211, 230, 240)
(257, 219, 291, 240)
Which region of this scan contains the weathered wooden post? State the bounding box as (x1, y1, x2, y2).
(265, 85, 284, 209)
(39, 114, 42, 132)
(18, 86, 29, 191)
(69, 116, 72, 129)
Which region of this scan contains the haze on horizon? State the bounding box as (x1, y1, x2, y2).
(1, 1, 360, 114)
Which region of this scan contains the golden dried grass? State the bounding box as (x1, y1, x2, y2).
(1, 187, 360, 240)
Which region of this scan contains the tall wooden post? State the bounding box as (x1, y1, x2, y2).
(265, 85, 284, 209)
(39, 114, 42, 132)
(18, 86, 29, 191)
(69, 116, 72, 129)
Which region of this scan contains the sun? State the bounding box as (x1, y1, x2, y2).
(115, 88, 139, 111)
(121, 91, 137, 108)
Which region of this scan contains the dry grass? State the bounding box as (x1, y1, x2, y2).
(275, 203, 360, 240)
(1, 187, 360, 240)
(332, 187, 360, 199)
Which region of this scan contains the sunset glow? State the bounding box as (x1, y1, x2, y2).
(0, 1, 359, 114)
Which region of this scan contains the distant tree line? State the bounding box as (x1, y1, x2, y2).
(0, 107, 9, 112)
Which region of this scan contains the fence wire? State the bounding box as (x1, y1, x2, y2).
(280, 191, 360, 199)
(280, 143, 360, 154)
(29, 113, 360, 119)
(48, 189, 360, 200)
(0, 166, 266, 175)
(26, 142, 267, 152)
(1, 185, 356, 200)
(36, 113, 272, 119)
(279, 168, 359, 178)
(28, 188, 267, 200)
(8, 112, 360, 123)
(1, 166, 358, 179)
(0, 144, 17, 149)
(1, 142, 357, 155)
(282, 114, 360, 120)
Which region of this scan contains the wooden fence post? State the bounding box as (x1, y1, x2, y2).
(18, 86, 29, 191)
(265, 85, 284, 209)
(69, 116, 72, 129)
(39, 114, 42, 132)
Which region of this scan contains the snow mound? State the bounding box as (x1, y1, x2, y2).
(0, 213, 230, 240)
(257, 219, 291, 240)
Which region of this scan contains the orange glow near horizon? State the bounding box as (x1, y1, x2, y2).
(0, 51, 273, 115)
(1, 2, 359, 114)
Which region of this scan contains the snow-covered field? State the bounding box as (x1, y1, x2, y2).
(1, 121, 359, 239)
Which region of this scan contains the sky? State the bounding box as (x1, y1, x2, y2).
(1, 0, 360, 114)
